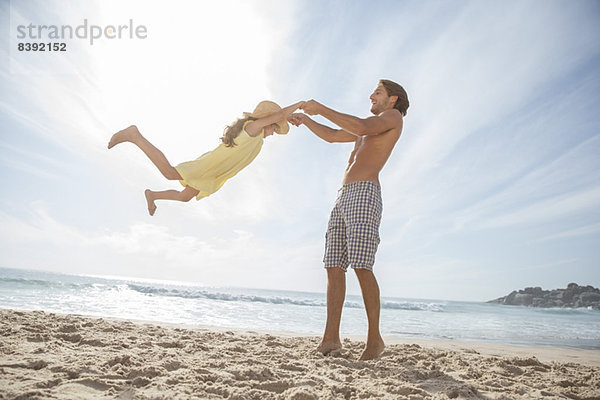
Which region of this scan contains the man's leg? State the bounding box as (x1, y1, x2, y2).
(354, 268, 385, 360)
(317, 267, 346, 354)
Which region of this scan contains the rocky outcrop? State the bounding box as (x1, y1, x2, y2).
(488, 283, 600, 310)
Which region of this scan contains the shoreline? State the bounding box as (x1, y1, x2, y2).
(129, 320, 600, 367)
(1, 308, 599, 399)
(57, 311, 600, 367)
(7, 306, 599, 365)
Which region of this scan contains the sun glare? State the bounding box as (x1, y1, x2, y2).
(88, 1, 284, 223)
(21, 1, 277, 162)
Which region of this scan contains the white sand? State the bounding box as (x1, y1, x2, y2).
(1, 308, 599, 399)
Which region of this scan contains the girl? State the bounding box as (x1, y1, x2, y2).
(108, 100, 304, 215)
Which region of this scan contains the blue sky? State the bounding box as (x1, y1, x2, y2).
(1, 0, 599, 301)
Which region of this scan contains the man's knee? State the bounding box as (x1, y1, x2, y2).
(326, 267, 346, 284)
(326, 266, 346, 275)
(353, 267, 375, 279)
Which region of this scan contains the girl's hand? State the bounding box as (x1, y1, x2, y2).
(282, 101, 306, 116)
(288, 113, 309, 127)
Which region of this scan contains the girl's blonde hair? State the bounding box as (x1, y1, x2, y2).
(221, 116, 257, 147)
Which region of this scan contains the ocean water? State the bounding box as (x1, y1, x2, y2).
(1, 267, 599, 350)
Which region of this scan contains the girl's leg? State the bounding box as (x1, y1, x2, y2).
(108, 125, 182, 180)
(144, 186, 200, 216)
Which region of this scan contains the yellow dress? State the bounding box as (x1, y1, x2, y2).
(175, 121, 264, 200)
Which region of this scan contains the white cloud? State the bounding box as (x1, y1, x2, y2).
(480, 186, 600, 230)
(0, 200, 326, 292)
(537, 223, 600, 243)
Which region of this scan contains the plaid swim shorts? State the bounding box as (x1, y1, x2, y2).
(323, 181, 383, 272)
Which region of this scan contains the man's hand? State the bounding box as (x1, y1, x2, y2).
(288, 113, 309, 127)
(300, 100, 322, 116)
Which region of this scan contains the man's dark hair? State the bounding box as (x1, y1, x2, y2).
(379, 79, 409, 116)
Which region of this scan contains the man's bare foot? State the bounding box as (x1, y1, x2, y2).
(145, 189, 157, 216)
(108, 125, 140, 149)
(359, 338, 385, 360)
(316, 340, 342, 355)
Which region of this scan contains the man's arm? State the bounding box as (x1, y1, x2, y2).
(301, 100, 402, 136)
(288, 113, 356, 143)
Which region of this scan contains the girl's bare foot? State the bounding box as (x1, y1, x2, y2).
(316, 339, 342, 355)
(108, 125, 140, 149)
(144, 189, 157, 216)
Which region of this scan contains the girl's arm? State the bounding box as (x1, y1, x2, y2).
(245, 101, 305, 136)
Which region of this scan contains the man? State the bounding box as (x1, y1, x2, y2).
(289, 80, 409, 360)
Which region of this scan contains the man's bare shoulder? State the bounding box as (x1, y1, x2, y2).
(378, 109, 403, 126)
(368, 109, 402, 141)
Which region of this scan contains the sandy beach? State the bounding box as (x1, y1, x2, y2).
(1, 309, 599, 400)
